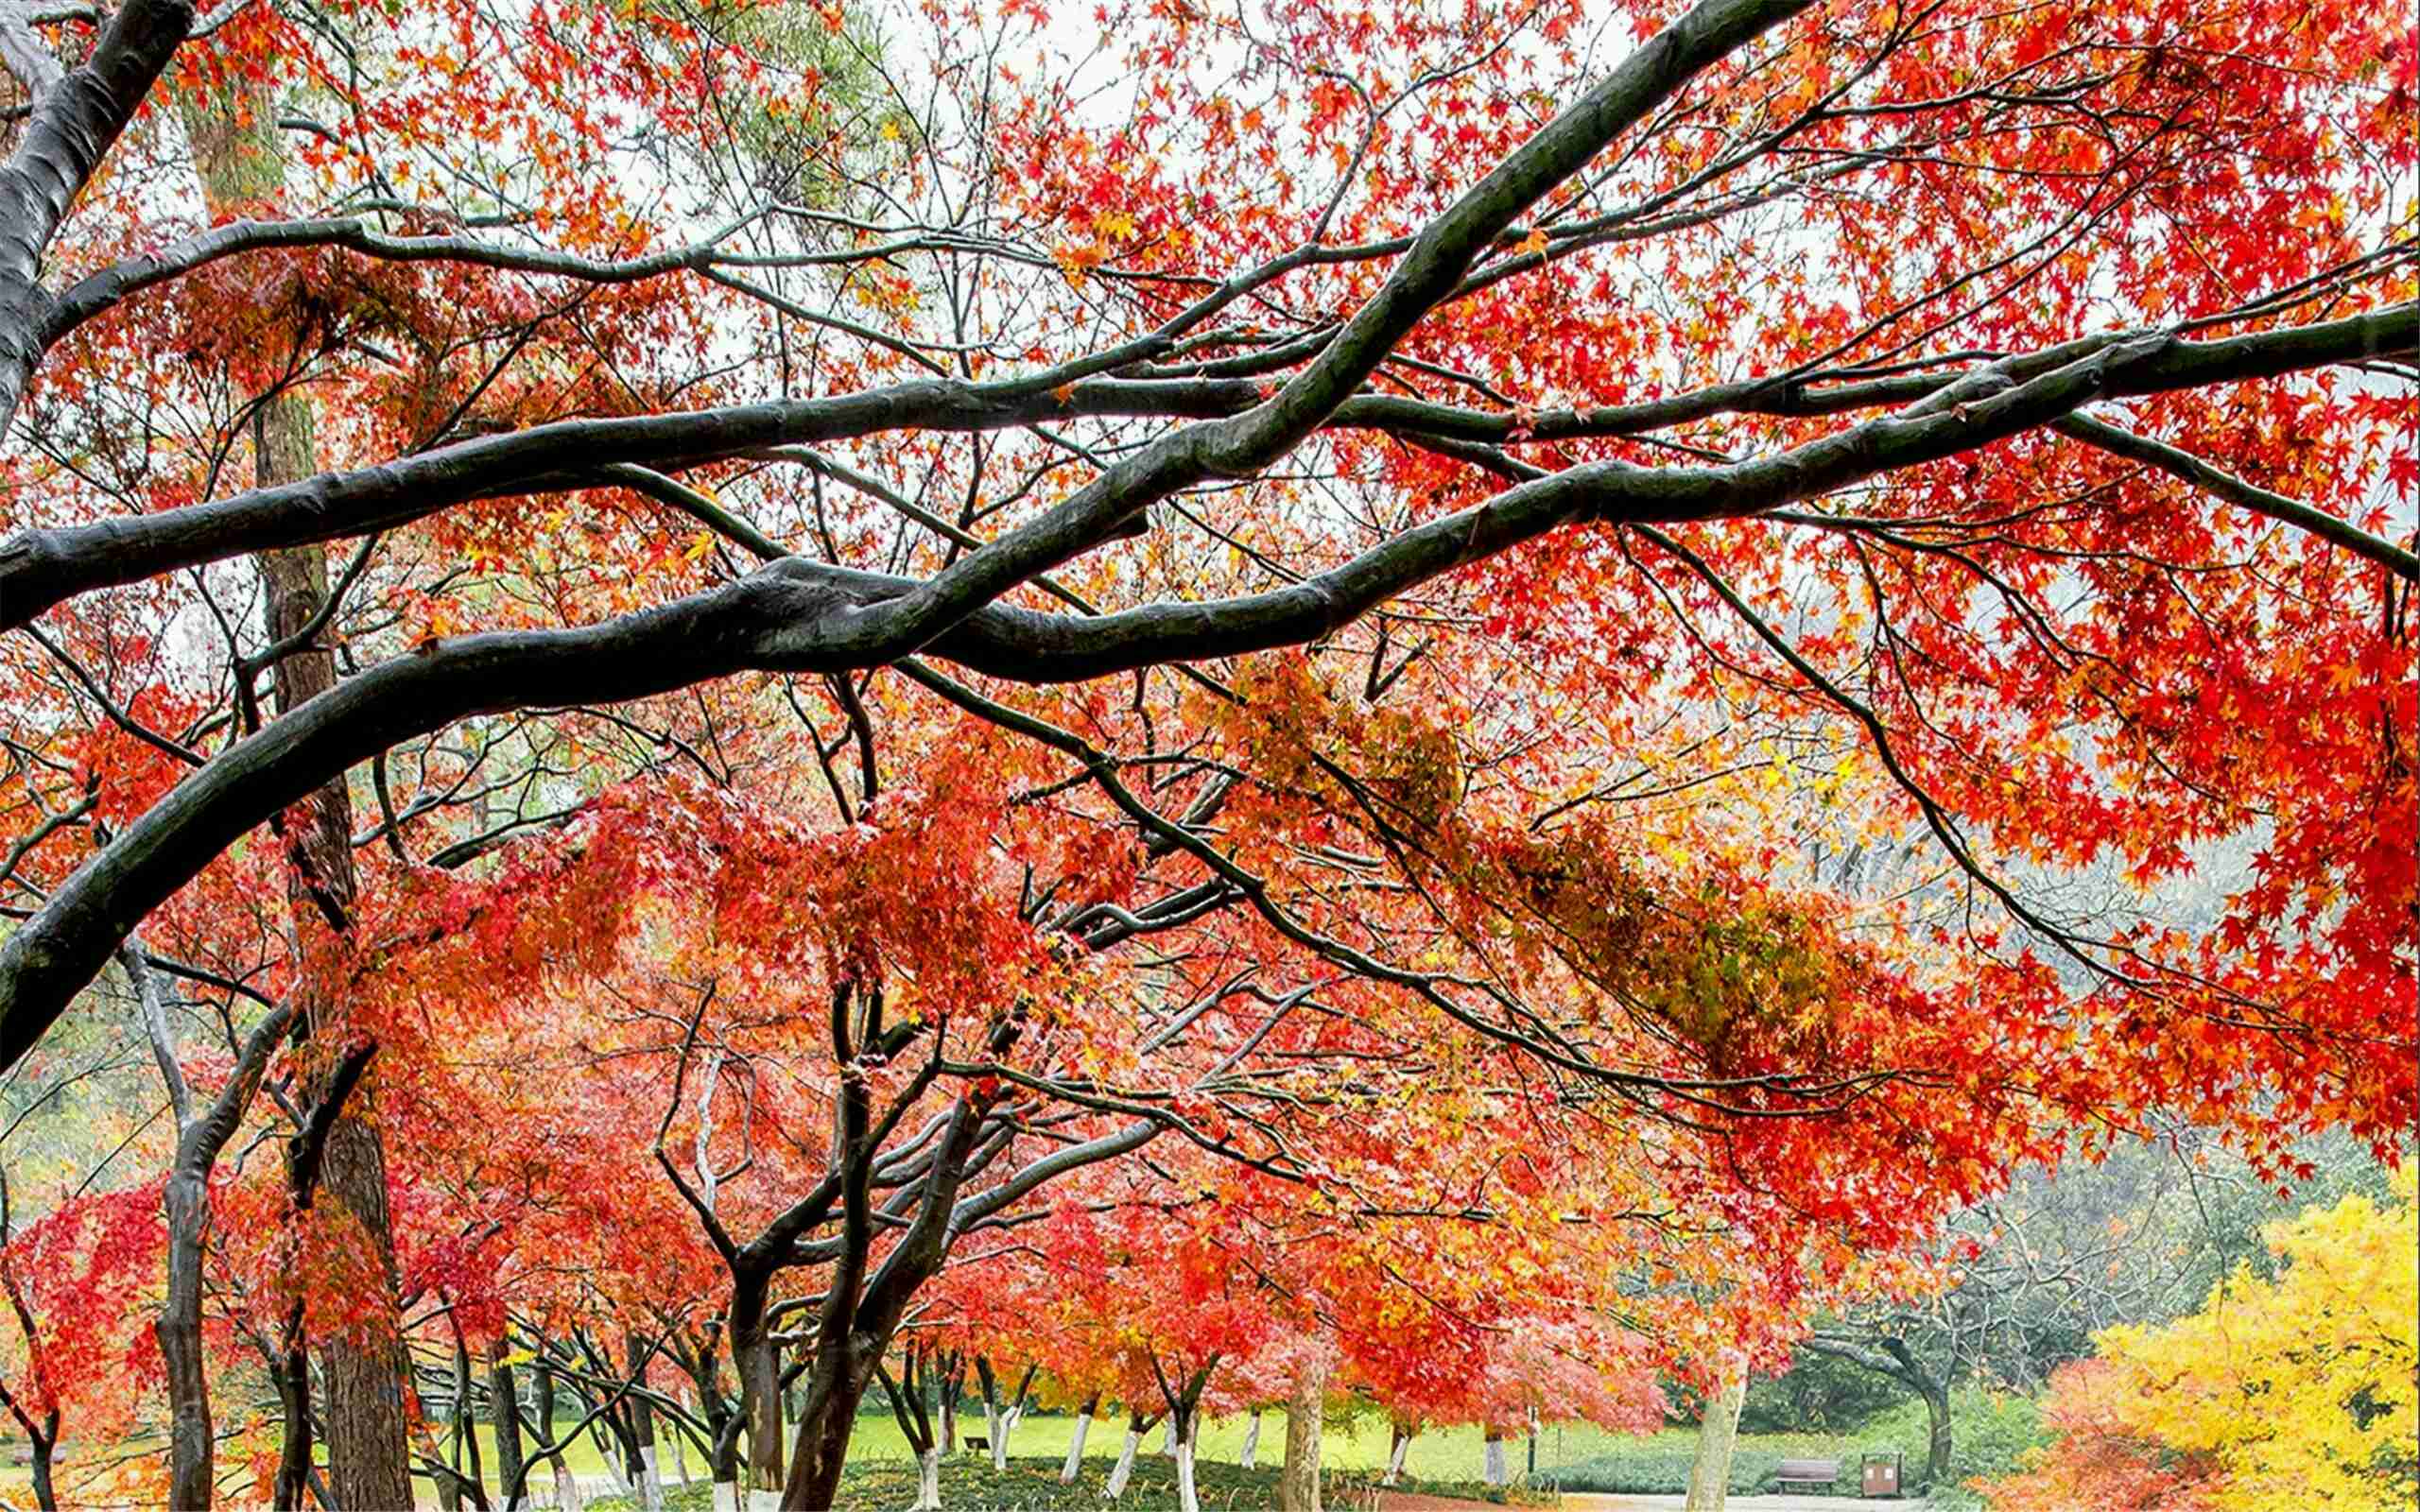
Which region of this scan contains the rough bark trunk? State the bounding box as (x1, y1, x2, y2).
(780, 1365, 873, 1512)
(1061, 1405, 1094, 1483)
(1278, 1351, 1328, 1512)
(181, 77, 415, 1512)
(735, 1294, 784, 1498)
(318, 1111, 414, 1510)
(157, 1153, 213, 1509)
(1682, 1375, 1747, 1512)
(1238, 1412, 1260, 1470)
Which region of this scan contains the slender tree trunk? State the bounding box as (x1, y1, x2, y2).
(156, 1151, 214, 1509)
(996, 1398, 1025, 1468)
(1105, 1415, 1149, 1500)
(1383, 1420, 1413, 1485)
(1920, 1380, 1952, 1488)
(25, 1434, 56, 1512)
(914, 1447, 941, 1511)
(1174, 1418, 1201, 1512)
(492, 1338, 528, 1512)
(181, 77, 415, 1512)
(1683, 1376, 1747, 1512)
(937, 1366, 960, 1457)
(1154, 1414, 1176, 1458)
(630, 1334, 666, 1512)
(1062, 1402, 1096, 1484)
(1278, 1351, 1328, 1512)
(670, 1387, 693, 1485)
(734, 1286, 784, 1503)
(272, 1307, 314, 1512)
(1238, 1412, 1260, 1470)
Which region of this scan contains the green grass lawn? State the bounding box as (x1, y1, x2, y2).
(416, 1407, 1668, 1492)
(588, 1453, 1544, 1512)
(3, 1404, 1933, 1507)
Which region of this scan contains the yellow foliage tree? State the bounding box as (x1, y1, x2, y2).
(1985, 1168, 2417, 1512)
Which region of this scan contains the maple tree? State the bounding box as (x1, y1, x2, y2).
(0, 0, 2412, 1503)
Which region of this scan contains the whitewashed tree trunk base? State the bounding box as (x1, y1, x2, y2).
(1062, 1414, 1092, 1484)
(915, 1447, 942, 1511)
(1175, 1434, 1201, 1512)
(1483, 1436, 1507, 1487)
(710, 1481, 737, 1512)
(639, 1446, 665, 1512)
(1107, 1430, 1143, 1498)
(1238, 1415, 1260, 1470)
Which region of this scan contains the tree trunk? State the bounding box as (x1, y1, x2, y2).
(670, 1386, 694, 1486)
(1061, 1400, 1094, 1483)
(157, 1159, 213, 1510)
(779, 1365, 874, 1512)
(182, 68, 415, 1512)
(1683, 1375, 1747, 1512)
(1921, 1380, 1952, 1487)
(913, 1446, 941, 1511)
(1482, 1428, 1506, 1487)
(271, 1302, 313, 1512)
(631, 1334, 666, 1512)
(1278, 1350, 1328, 1512)
(995, 1400, 1025, 1469)
(318, 1106, 414, 1512)
(25, 1435, 55, 1512)
(1238, 1412, 1260, 1469)
(1154, 1414, 1176, 1458)
(937, 1366, 961, 1457)
(1174, 1420, 1201, 1512)
(734, 1291, 784, 1502)
(492, 1339, 528, 1512)
(1105, 1418, 1147, 1500)
(1383, 1420, 1413, 1485)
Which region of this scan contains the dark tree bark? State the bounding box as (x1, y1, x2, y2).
(490, 1335, 528, 1512)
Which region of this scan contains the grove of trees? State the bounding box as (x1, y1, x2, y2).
(0, 0, 2410, 1505)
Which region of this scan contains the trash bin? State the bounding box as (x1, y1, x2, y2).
(1861, 1452, 1904, 1498)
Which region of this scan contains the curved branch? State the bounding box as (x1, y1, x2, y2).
(0, 303, 2409, 1068)
(2052, 410, 2420, 582)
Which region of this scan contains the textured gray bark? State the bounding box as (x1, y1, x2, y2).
(1682, 1375, 1746, 1512)
(1277, 1350, 1328, 1512)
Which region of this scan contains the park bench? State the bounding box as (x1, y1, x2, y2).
(1773, 1457, 1842, 1493)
